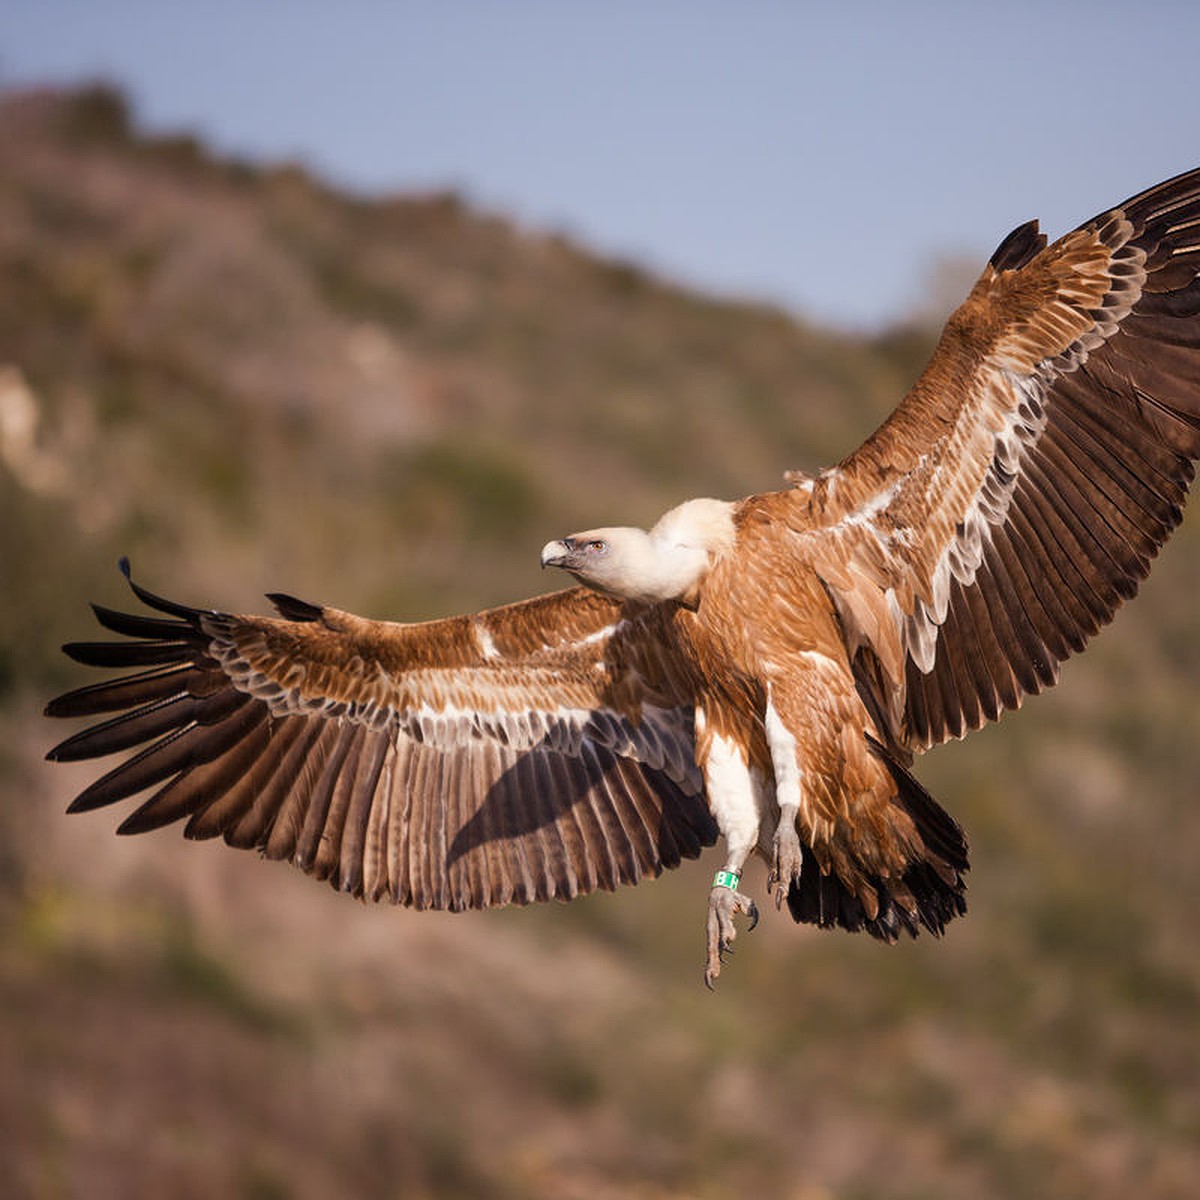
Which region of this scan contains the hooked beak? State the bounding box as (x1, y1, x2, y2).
(540, 537, 575, 569)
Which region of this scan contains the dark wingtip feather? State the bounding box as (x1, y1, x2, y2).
(266, 593, 324, 622)
(61, 640, 192, 668)
(990, 218, 1047, 271)
(66, 788, 118, 815)
(118, 558, 201, 619)
(89, 603, 194, 640)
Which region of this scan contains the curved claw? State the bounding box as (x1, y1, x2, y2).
(704, 884, 759, 988)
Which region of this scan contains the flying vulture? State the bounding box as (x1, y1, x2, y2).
(46, 168, 1200, 986)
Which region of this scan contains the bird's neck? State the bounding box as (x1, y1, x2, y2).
(613, 499, 736, 607)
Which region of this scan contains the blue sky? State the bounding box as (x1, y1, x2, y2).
(4, 1, 1199, 328)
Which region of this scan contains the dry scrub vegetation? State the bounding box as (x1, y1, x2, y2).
(2, 87, 1199, 1199)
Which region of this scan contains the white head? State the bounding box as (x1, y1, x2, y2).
(539, 497, 735, 609)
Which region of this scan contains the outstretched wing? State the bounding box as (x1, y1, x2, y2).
(799, 167, 1200, 750)
(46, 565, 716, 909)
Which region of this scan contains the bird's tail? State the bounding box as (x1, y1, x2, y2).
(785, 738, 968, 941)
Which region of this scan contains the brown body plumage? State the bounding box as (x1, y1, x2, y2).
(47, 168, 1200, 985)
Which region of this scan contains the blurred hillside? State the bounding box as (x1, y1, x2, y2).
(2, 85, 1199, 1200)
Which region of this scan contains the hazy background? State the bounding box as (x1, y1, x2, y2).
(5, 0, 1200, 328)
(3, 6, 1200, 1199)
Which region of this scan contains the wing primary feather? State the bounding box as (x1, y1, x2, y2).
(1005, 495, 1098, 647)
(62, 640, 195, 669)
(117, 558, 202, 620)
(1052, 384, 1184, 531)
(45, 665, 216, 720)
(989, 219, 1046, 270)
(294, 721, 359, 874)
(1022, 455, 1137, 602)
(987, 526, 1065, 682)
(200, 719, 310, 842)
(1014, 467, 1114, 623)
(88, 604, 197, 641)
(1075, 359, 1197, 480)
(1037, 430, 1156, 576)
(117, 718, 273, 836)
(229, 717, 329, 850)
(186, 714, 311, 844)
(265, 593, 324, 622)
(47, 689, 248, 763)
(66, 704, 268, 814)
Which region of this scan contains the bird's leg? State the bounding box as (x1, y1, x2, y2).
(706, 863, 759, 989)
(699, 724, 768, 989)
(764, 689, 806, 910)
(768, 802, 803, 910)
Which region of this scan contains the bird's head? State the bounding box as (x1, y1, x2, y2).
(540, 498, 735, 610)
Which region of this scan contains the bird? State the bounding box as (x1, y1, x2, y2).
(46, 168, 1200, 988)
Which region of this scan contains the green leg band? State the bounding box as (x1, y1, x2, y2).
(713, 869, 741, 890)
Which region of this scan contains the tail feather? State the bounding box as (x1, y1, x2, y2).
(786, 738, 968, 941)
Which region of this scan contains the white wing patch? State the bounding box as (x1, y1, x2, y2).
(473, 618, 500, 660)
(904, 375, 1048, 673)
(207, 622, 701, 790)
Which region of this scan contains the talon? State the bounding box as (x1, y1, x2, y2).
(704, 882, 758, 985)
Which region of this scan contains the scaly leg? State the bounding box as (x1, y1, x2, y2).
(768, 802, 803, 910)
(699, 720, 768, 988)
(764, 689, 806, 909)
(705, 871, 759, 989)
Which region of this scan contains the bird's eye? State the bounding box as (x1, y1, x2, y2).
(588, 540, 607, 553)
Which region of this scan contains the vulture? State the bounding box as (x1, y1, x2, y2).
(46, 168, 1200, 987)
